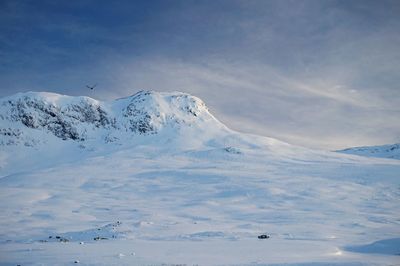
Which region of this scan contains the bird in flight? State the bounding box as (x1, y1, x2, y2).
(86, 84, 97, 90)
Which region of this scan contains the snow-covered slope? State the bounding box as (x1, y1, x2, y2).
(1, 91, 400, 266)
(338, 143, 400, 160)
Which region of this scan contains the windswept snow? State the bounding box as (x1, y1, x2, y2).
(345, 238, 400, 256)
(338, 143, 400, 160)
(0, 91, 399, 265)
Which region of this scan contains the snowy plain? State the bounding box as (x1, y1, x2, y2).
(0, 91, 399, 265)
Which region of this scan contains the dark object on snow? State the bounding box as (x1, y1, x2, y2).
(258, 234, 270, 239)
(52, 235, 69, 242)
(94, 236, 108, 241)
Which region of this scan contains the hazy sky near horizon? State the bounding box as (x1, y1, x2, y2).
(0, 0, 399, 149)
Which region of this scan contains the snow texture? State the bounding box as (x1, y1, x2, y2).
(0, 91, 399, 265)
(338, 143, 400, 160)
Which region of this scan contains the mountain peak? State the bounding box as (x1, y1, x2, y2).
(115, 90, 210, 119)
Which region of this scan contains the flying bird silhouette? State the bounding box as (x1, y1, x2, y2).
(86, 84, 97, 90)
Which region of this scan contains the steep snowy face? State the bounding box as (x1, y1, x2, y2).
(0, 90, 222, 147)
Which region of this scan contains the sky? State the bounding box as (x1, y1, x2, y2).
(0, 0, 399, 150)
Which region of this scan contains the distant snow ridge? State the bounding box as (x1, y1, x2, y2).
(0, 90, 221, 147)
(338, 143, 400, 160)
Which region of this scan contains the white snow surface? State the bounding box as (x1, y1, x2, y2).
(0, 91, 399, 265)
(338, 143, 400, 160)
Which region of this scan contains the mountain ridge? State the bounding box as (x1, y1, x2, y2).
(0, 90, 229, 147)
(1, 90, 399, 179)
(1, 90, 398, 160)
(0, 90, 295, 176)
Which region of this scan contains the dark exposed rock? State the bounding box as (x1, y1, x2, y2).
(93, 236, 108, 241)
(258, 234, 270, 239)
(123, 101, 156, 134)
(0, 128, 21, 137)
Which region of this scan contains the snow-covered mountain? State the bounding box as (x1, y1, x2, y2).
(1, 91, 400, 266)
(0, 90, 228, 147)
(0, 90, 298, 176)
(338, 143, 400, 160)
